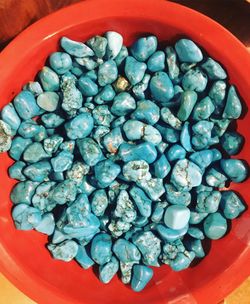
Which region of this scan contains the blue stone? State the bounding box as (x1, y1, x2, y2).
(177, 90, 198, 121)
(12, 204, 42, 230)
(90, 233, 112, 265)
(48, 240, 79, 262)
(136, 178, 165, 201)
(125, 56, 147, 85)
(152, 154, 171, 179)
(131, 99, 160, 125)
(75, 245, 94, 269)
(221, 131, 244, 155)
(113, 239, 141, 263)
(23, 161, 52, 182)
(51, 151, 73, 172)
(220, 159, 248, 183)
(156, 224, 188, 242)
(18, 119, 41, 138)
(38, 67, 60, 92)
(49, 51, 72, 74)
(223, 86, 242, 119)
(165, 47, 180, 82)
(165, 184, 191, 206)
(8, 161, 26, 181)
(203, 212, 227, 240)
(201, 57, 227, 80)
(189, 150, 213, 171)
(94, 85, 115, 104)
(8, 136, 32, 160)
(105, 31, 123, 59)
(94, 159, 121, 188)
(182, 68, 207, 92)
(99, 256, 119, 284)
(192, 96, 215, 120)
(175, 39, 203, 63)
(78, 76, 98, 97)
(86, 35, 107, 58)
(167, 144, 186, 162)
(156, 124, 180, 143)
(130, 36, 157, 62)
(147, 51, 165, 72)
(220, 191, 246, 219)
(151, 201, 168, 223)
(91, 189, 109, 217)
(64, 112, 94, 139)
(209, 80, 227, 115)
(184, 238, 205, 258)
(111, 92, 136, 116)
(115, 46, 128, 66)
(35, 213, 55, 235)
(41, 113, 65, 128)
(11, 181, 39, 205)
(61, 37, 94, 57)
(131, 265, 153, 292)
(98, 60, 118, 86)
(13, 90, 41, 120)
(149, 72, 174, 104)
(129, 186, 152, 218)
(77, 138, 103, 166)
(1, 103, 21, 135)
(23, 142, 49, 163)
(180, 121, 193, 152)
(164, 205, 190, 230)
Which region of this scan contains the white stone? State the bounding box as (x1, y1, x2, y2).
(106, 31, 123, 59)
(164, 205, 190, 230)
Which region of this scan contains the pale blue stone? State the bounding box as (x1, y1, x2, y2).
(48, 240, 78, 262)
(203, 212, 227, 240)
(125, 56, 147, 85)
(147, 51, 165, 72)
(61, 37, 94, 57)
(99, 256, 119, 283)
(38, 67, 60, 92)
(13, 90, 41, 120)
(1, 103, 21, 135)
(164, 205, 190, 230)
(150, 72, 174, 104)
(130, 36, 157, 62)
(131, 265, 153, 292)
(201, 58, 227, 80)
(98, 60, 118, 86)
(35, 213, 55, 235)
(90, 233, 112, 265)
(175, 39, 203, 63)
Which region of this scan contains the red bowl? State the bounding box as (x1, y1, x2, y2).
(0, 0, 250, 303)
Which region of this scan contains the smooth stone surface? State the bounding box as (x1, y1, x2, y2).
(177, 90, 198, 121)
(51, 151, 73, 172)
(137, 178, 165, 201)
(182, 68, 207, 92)
(105, 31, 123, 59)
(180, 121, 193, 152)
(223, 85, 242, 119)
(152, 154, 171, 179)
(98, 60, 118, 86)
(78, 76, 98, 96)
(189, 150, 213, 171)
(125, 56, 147, 85)
(131, 99, 160, 125)
(209, 80, 227, 115)
(220, 159, 248, 183)
(164, 205, 190, 230)
(192, 96, 215, 121)
(220, 191, 246, 219)
(131, 265, 153, 292)
(13, 90, 41, 120)
(165, 47, 180, 82)
(130, 36, 157, 62)
(175, 39, 203, 63)
(165, 184, 191, 206)
(18, 119, 40, 139)
(61, 37, 94, 57)
(203, 212, 227, 240)
(87, 35, 107, 58)
(90, 233, 112, 265)
(23, 161, 51, 182)
(8, 136, 32, 160)
(170, 159, 202, 190)
(113, 239, 141, 263)
(185, 239, 205, 258)
(149, 72, 174, 104)
(111, 92, 136, 116)
(221, 131, 244, 155)
(8, 161, 26, 181)
(11, 181, 39, 205)
(35, 213, 55, 235)
(94, 159, 121, 188)
(99, 256, 119, 284)
(23, 81, 43, 96)
(49, 51, 72, 74)
(156, 224, 188, 242)
(23, 142, 49, 163)
(167, 144, 186, 162)
(12, 204, 42, 230)
(103, 127, 124, 153)
(38, 67, 59, 92)
(129, 186, 152, 218)
(156, 124, 180, 143)
(75, 245, 94, 269)
(1, 103, 21, 135)
(147, 51, 165, 72)
(37, 92, 59, 112)
(64, 112, 94, 140)
(201, 57, 227, 80)
(114, 45, 128, 66)
(94, 84, 115, 104)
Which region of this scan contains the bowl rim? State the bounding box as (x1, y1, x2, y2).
(0, 0, 250, 303)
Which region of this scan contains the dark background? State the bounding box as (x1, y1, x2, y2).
(0, 0, 249, 50)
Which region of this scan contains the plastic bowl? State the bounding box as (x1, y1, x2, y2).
(0, 0, 250, 303)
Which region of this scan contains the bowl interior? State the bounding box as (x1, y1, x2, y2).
(0, 1, 250, 304)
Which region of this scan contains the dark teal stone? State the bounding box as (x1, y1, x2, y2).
(180, 121, 193, 152)
(203, 212, 227, 240)
(220, 191, 246, 219)
(94, 85, 115, 104)
(8, 136, 32, 161)
(147, 51, 165, 72)
(125, 56, 147, 85)
(221, 131, 244, 155)
(177, 90, 197, 121)
(223, 85, 242, 119)
(220, 159, 248, 183)
(167, 144, 186, 162)
(209, 80, 227, 115)
(86, 35, 107, 58)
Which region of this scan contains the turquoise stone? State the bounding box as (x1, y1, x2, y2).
(23, 142, 49, 163)
(8, 161, 26, 181)
(223, 85, 242, 119)
(131, 265, 153, 292)
(37, 92, 59, 112)
(175, 39, 203, 63)
(111, 116, 126, 128)
(12, 204, 42, 231)
(123, 160, 151, 182)
(92, 126, 110, 147)
(77, 138, 103, 166)
(209, 80, 226, 115)
(165, 47, 180, 82)
(64, 112, 94, 139)
(147, 51, 165, 72)
(171, 159, 202, 190)
(78, 76, 98, 96)
(169, 251, 195, 271)
(114, 190, 137, 223)
(38, 67, 59, 92)
(86, 35, 107, 58)
(221, 131, 244, 155)
(43, 135, 63, 155)
(211, 118, 231, 137)
(49, 52, 72, 74)
(13, 90, 41, 120)
(59, 140, 75, 153)
(66, 161, 90, 185)
(75, 245, 94, 269)
(105, 31, 123, 59)
(92, 105, 114, 127)
(23, 161, 51, 182)
(103, 127, 124, 153)
(151, 201, 167, 223)
(132, 74, 150, 100)
(182, 68, 207, 92)
(220, 159, 248, 183)
(156, 224, 188, 242)
(118, 142, 157, 164)
(51, 151, 73, 172)
(160, 107, 182, 130)
(1, 103, 21, 135)
(51, 180, 77, 205)
(94, 159, 121, 188)
(75, 57, 98, 71)
(220, 191, 246, 219)
(155, 124, 180, 143)
(189, 150, 213, 171)
(98, 60, 118, 86)
(187, 227, 204, 240)
(90, 233, 112, 265)
(115, 46, 128, 66)
(60, 37, 94, 57)
(177, 90, 197, 121)
(9, 136, 32, 160)
(41, 113, 65, 128)
(192, 96, 215, 120)
(189, 211, 208, 224)
(165, 184, 191, 206)
(132, 231, 161, 266)
(205, 167, 227, 187)
(149, 72, 174, 104)
(10, 181, 39, 205)
(35, 213, 55, 235)
(136, 178, 165, 201)
(157, 141, 169, 154)
(152, 154, 171, 179)
(167, 144, 186, 162)
(196, 191, 221, 213)
(94, 84, 115, 105)
(91, 189, 109, 216)
(185, 238, 205, 258)
(131, 99, 160, 125)
(129, 186, 152, 218)
(203, 212, 227, 240)
(125, 56, 147, 85)
(164, 205, 190, 230)
(32, 181, 57, 212)
(18, 119, 40, 139)
(180, 121, 193, 152)
(48, 240, 78, 262)
(113, 239, 141, 263)
(201, 58, 227, 80)
(99, 256, 119, 284)
(130, 36, 157, 62)
(111, 92, 136, 116)
(23, 81, 43, 96)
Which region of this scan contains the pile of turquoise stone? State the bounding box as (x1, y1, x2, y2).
(0, 32, 248, 292)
